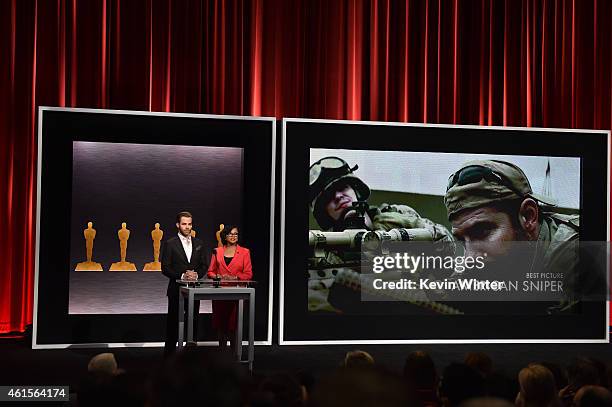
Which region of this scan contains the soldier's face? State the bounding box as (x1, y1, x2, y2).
(325, 184, 358, 221)
(176, 216, 192, 237)
(451, 206, 522, 260)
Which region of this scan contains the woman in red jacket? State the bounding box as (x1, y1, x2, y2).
(207, 225, 253, 350)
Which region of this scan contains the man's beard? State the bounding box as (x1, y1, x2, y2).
(482, 226, 537, 281)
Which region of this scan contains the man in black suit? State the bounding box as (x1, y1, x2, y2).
(161, 211, 210, 355)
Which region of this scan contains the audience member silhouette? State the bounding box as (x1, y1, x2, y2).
(343, 350, 375, 368)
(147, 347, 248, 407)
(559, 358, 601, 407)
(516, 364, 559, 407)
(574, 385, 612, 407)
(439, 363, 485, 407)
(403, 350, 440, 407)
(310, 366, 412, 407)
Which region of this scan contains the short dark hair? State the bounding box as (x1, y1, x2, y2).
(220, 225, 239, 245)
(403, 350, 437, 389)
(176, 211, 193, 224)
(439, 363, 484, 405)
(577, 386, 612, 407)
(147, 347, 248, 407)
(344, 350, 375, 368)
(465, 352, 493, 376)
(568, 357, 600, 388)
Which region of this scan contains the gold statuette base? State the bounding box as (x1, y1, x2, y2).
(75, 261, 103, 271)
(143, 261, 162, 272)
(109, 261, 137, 272)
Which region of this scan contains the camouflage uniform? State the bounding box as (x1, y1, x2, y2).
(444, 159, 581, 313)
(308, 157, 455, 313)
(308, 203, 455, 312)
(537, 212, 580, 312)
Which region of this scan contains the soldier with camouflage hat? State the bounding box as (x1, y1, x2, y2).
(308, 156, 455, 313)
(444, 159, 580, 313)
(310, 156, 454, 237)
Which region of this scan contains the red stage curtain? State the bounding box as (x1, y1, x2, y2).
(1, 0, 611, 333)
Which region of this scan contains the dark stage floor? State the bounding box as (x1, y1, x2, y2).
(2, 335, 612, 390)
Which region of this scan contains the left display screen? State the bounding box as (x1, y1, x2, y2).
(35, 109, 274, 346)
(68, 141, 244, 315)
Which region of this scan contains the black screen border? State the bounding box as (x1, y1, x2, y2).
(280, 118, 610, 344)
(33, 107, 276, 348)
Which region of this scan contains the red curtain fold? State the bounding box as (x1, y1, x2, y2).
(1, 0, 611, 333)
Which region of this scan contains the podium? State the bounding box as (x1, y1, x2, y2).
(177, 282, 255, 371)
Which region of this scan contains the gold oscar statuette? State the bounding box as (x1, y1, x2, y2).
(215, 224, 225, 247)
(143, 223, 163, 271)
(190, 229, 196, 238)
(75, 221, 103, 271)
(109, 222, 137, 271)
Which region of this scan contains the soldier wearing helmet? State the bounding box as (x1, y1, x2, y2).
(444, 159, 582, 313)
(308, 156, 455, 313)
(309, 156, 454, 238)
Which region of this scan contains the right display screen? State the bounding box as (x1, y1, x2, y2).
(282, 119, 608, 343)
(307, 149, 582, 316)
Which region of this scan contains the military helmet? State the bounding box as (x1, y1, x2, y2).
(444, 159, 557, 219)
(309, 156, 370, 230)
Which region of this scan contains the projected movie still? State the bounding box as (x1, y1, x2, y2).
(68, 141, 243, 315)
(307, 148, 599, 316)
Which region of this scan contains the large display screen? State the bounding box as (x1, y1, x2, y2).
(307, 149, 582, 316)
(34, 108, 275, 346)
(281, 119, 609, 343)
(68, 141, 243, 315)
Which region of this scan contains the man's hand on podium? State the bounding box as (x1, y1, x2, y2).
(184, 270, 198, 281)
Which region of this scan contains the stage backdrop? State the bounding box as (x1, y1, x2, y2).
(1, 0, 612, 333)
